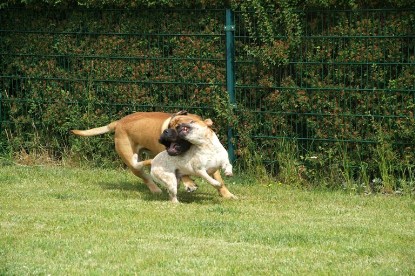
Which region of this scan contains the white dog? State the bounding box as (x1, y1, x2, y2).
(132, 118, 234, 203)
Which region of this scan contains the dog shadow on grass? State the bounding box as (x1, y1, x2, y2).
(98, 181, 219, 204)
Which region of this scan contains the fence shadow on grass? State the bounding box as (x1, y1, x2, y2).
(99, 181, 147, 193)
(98, 180, 220, 204)
(173, 188, 220, 205)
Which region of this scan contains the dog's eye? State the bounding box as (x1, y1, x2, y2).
(190, 120, 195, 124)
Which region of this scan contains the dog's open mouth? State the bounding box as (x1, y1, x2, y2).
(167, 142, 181, 156)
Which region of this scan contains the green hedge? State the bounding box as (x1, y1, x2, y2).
(1, 2, 414, 192)
(0, 8, 229, 166)
(231, 7, 415, 192)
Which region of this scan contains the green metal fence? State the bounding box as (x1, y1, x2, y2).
(1, 7, 414, 176)
(0, 8, 228, 161)
(231, 8, 415, 172)
(233, 8, 415, 138)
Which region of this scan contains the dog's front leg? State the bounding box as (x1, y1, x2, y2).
(196, 170, 221, 187)
(212, 170, 237, 199)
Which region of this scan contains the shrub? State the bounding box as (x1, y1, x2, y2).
(1, 2, 414, 193)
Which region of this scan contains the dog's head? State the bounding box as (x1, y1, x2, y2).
(177, 118, 213, 146)
(159, 128, 192, 156)
(168, 110, 204, 130)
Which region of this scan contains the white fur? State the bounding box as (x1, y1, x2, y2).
(132, 121, 232, 203)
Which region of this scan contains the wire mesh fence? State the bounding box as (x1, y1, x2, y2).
(1, 7, 414, 178)
(232, 8, 414, 169)
(0, 8, 228, 161)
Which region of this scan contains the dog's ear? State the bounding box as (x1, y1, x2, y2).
(169, 111, 189, 128)
(204, 118, 213, 127)
(175, 110, 188, 116)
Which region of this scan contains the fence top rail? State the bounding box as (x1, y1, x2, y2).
(236, 85, 414, 93)
(3, 53, 411, 66)
(2, 7, 414, 11)
(0, 52, 225, 62)
(3, 31, 412, 40)
(1, 7, 228, 12)
(235, 8, 415, 13)
(0, 75, 225, 86)
(0, 29, 225, 37)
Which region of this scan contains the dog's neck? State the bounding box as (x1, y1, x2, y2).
(191, 130, 224, 152)
(160, 117, 171, 134)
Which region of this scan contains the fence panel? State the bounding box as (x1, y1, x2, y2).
(0, 8, 228, 159)
(1, 7, 414, 182)
(233, 8, 415, 172)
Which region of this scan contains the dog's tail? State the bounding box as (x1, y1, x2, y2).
(71, 121, 118, 137)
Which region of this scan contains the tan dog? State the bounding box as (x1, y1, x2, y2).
(132, 118, 235, 203)
(71, 111, 235, 199)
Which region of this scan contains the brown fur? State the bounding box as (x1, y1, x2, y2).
(71, 111, 235, 198)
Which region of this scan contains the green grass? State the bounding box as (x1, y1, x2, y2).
(1, 165, 414, 275)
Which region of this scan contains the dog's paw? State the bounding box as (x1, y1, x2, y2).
(185, 184, 198, 193)
(224, 167, 233, 177)
(170, 196, 180, 203)
(149, 185, 163, 194)
(223, 163, 233, 177)
(224, 192, 238, 200)
(211, 180, 221, 187)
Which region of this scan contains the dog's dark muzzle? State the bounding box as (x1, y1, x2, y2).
(159, 127, 192, 156)
(162, 129, 179, 140)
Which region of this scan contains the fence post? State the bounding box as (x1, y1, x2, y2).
(0, 86, 2, 132)
(225, 8, 236, 163)
(0, 88, 2, 137)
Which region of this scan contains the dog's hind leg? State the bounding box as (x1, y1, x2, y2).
(115, 137, 162, 194)
(181, 176, 198, 192)
(151, 169, 179, 203)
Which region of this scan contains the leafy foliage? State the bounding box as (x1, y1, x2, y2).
(1, 2, 414, 192)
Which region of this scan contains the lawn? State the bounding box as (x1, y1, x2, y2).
(1, 164, 414, 275)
